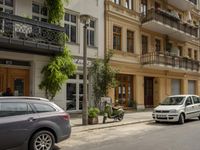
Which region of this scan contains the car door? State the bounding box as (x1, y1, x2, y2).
(185, 96, 195, 119)
(0, 102, 38, 150)
(192, 96, 200, 117)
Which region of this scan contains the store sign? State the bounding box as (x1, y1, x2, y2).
(73, 58, 92, 66)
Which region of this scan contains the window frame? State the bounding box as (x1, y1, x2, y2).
(64, 12, 77, 43)
(87, 20, 96, 47)
(112, 0, 121, 5)
(32, 2, 48, 22)
(155, 38, 161, 52)
(125, 0, 133, 10)
(127, 30, 134, 53)
(113, 26, 122, 51)
(142, 35, 148, 54)
(0, 0, 14, 14)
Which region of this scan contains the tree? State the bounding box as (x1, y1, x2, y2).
(39, 46, 76, 100)
(89, 50, 118, 106)
(39, 0, 76, 100)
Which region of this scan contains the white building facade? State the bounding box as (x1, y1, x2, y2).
(0, 0, 104, 112)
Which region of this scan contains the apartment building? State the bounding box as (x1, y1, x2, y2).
(106, 0, 200, 109)
(0, 0, 104, 112)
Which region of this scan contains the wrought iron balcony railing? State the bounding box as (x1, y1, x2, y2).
(140, 51, 200, 72)
(0, 12, 65, 55)
(141, 8, 198, 38)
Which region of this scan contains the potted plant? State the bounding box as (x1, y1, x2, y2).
(88, 107, 100, 125)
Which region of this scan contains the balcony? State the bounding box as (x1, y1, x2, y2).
(141, 8, 198, 41)
(140, 51, 200, 72)
(167, 0, 197, 11)
(0, 12, 65, 55)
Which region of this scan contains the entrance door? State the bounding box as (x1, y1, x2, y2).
(144, 77, 154, 108)
(0, 67, 29, 96)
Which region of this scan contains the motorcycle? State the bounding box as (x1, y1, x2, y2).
(103, 102, 124, 124)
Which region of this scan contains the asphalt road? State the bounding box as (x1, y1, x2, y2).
(57, 119, 200, 150)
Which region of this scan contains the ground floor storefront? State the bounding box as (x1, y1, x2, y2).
(0, 51, 93, 112)
(108, 61, 200, 110)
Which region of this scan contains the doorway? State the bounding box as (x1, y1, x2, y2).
(0, 67, 29, 96)
(144, 77, 154, 108)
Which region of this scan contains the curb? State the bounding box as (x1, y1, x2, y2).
(72, 119, 154, 132)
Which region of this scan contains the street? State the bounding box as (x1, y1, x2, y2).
(57, 119, 200, 150)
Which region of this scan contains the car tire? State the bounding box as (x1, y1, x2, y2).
(178, 113, 185, 124)
(198, 115, 200, 120)
(29, 130, 55, 150)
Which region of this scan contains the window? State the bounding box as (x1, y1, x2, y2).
(188, 48, 192, 58)
(125, 0, 133, 10)
(32, 3, 48, 22)
(155, 39, 161, 52)
(127, 30, 134, 53)
(87, 20, 95, 46)
(64, 13, 77, 43)
(142, 35, 148, 54)
(166, 42, 172, 53)
(178, 46, 182, 56)
(194, 50, 198, 60)
(155, 2, 161, 10)
(192, 96, 200, 104)
(0, 102, 32, 117)
(33, 103, 56, 113)
(0, 0, 13, 14)
(112, 0, 121, 5)
(113, 26, 121, 50)
(185, 97, 193, 106)
(140, 0, 147, 15)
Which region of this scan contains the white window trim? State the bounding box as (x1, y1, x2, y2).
(64, 12, 78, 43)
(125, 0, 133, 10)
(87, 19, 96, 47)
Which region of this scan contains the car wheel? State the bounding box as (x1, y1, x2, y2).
(178, 113, 185, 124)
(29, 130, 55, 150)
(198, 115, 200, 120)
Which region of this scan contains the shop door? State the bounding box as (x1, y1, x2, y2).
(144, 77, 154, 108)
(188, 80, 196, 94)
(0, 68, 29, 96)
(171, 79, 181, 95)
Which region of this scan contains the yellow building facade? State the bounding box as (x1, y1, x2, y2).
(105, 0, 200, 109)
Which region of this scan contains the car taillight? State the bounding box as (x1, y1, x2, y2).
(63, 113, 70, 121)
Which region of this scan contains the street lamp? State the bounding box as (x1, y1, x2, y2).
(80, 14, 91, 125)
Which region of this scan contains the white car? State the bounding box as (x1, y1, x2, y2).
(152, 95, 200, 124)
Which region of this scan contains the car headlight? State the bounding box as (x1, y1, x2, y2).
(169, 109, 177, 113)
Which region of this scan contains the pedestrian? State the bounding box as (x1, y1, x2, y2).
(2, 88, 13, 96)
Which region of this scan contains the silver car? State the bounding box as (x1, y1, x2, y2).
(0, 97, 71, 150)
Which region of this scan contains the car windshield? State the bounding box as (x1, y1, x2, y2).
(160, 96, 185, 105)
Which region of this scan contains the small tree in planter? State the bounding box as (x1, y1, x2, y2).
(88, 107, 100, 125)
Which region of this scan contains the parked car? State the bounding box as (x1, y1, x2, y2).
(0, 97, 71, 150)
(152, 95, 200, 124)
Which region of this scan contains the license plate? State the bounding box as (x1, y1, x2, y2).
(157, 115, 166, 118)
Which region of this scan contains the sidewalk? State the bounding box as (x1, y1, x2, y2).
(70, 111, 153, 132)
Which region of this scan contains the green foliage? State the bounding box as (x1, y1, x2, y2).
(89, 50, 118, 106)
(45, 0, 69, 25)
(39, 46, 76, 100)
(88, 107, 100, 118)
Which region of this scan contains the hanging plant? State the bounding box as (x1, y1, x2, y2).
(45, 0, 69, 25)
(39, 0, 76, 100)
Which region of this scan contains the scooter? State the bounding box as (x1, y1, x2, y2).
(103, 102, 124, 124)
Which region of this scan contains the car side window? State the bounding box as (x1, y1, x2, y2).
(192, 96, 200, 104)
(185, 97, 193, 106)
(32, 103, 56, 113)
(0, 102, 33, 117)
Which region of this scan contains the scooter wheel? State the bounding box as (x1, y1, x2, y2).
(118, 113, 124, 121)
